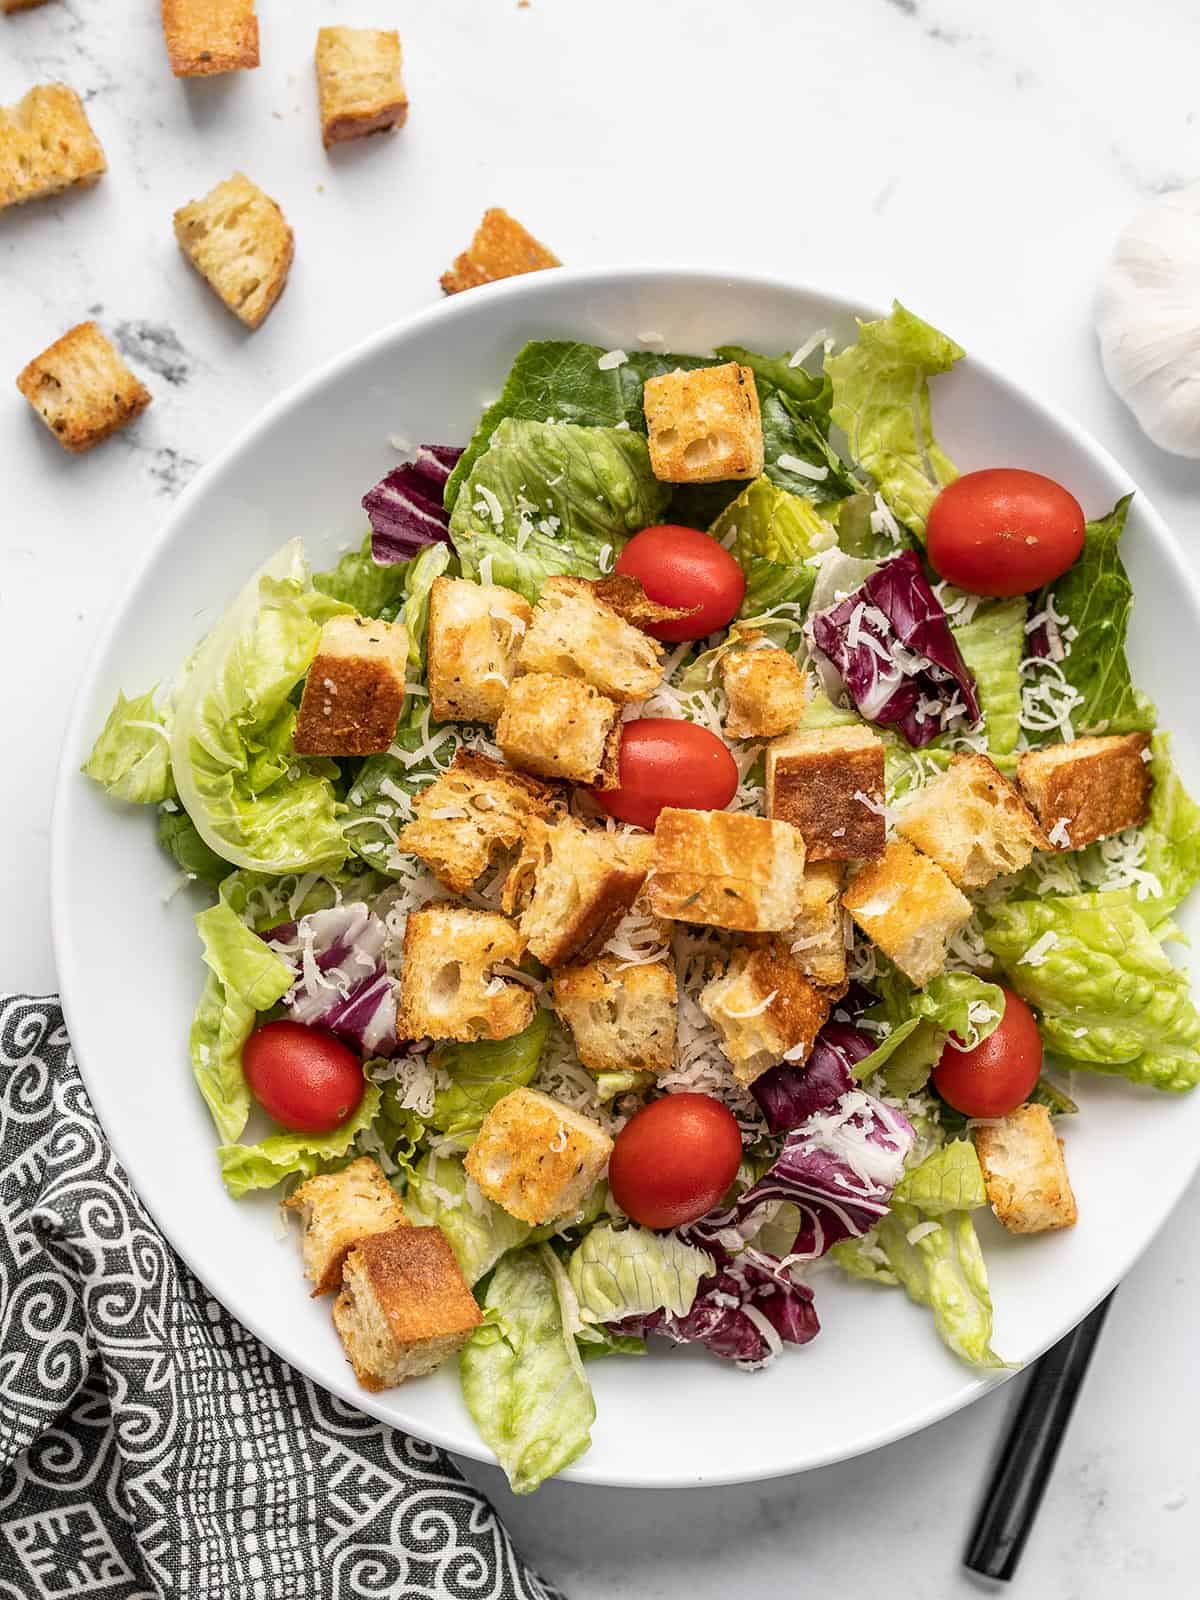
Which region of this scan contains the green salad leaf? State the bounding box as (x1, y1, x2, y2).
(406, 1151, 532, 1284)
(709, 476, 836, 613)
(158, 806, 229, 884)
(430, 1010, 552, 1139)
(951, 596, 1026, 757)
(856, 971, 1003, 1095)
(217, 1082, 383, 1199)
(83, 688, 174, 804)
(400, 541, 455, 673)
(313, 532, 410, 619)
(567, 1223, 709, 1327)
(1142, 735, 1200, 914)
(713, 343, 832, 415)
(894, 1140, 988, 1214)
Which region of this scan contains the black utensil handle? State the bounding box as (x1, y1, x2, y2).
(965, 1290, 1116, 1583)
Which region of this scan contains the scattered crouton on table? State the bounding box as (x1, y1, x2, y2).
(17, 322, 150, 454)
(173, 172, 293, 329)
(440, 208, 560, 295)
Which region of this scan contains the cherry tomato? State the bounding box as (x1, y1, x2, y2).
(243, 1020, 365, 1135)
(597, 717, 738, 830)
(614, 524, 746, 641)
(609, 1093, 743, 1230)
(927, 469, 1085, 598)
(931, 988, 1043, 1119)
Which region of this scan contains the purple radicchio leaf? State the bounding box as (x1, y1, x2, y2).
(363, 444, 464, 564)
(808, 549, 980, 747)
(265, 902, 398, 1057)
(751, 1021, 876, 1134)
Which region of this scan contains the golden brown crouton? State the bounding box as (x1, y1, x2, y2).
(787, 861, 847, 987)
(332, 1225, 481, 1390)
(643, 362, 764, 484)
(426, 576, 531, 724)
(897, 754, 1048, 889)
(592, 574, 698, 633)
(293, 615, 408, 756)
(0, 84, 106, 212)
(720, 632, 809, 739)
(284, 1156, 409, 1296)
(173, 173, 293, 329)
(973, 1104, 1078, 1235)
(766, 725, 887, 861)
(842, 838, 971, 987)
(495, 672, 622, 788)
(649, 808, 807, 933)
(553, 955, 677, 1075)
(2, 2, 51, 14)
(464, 1087, 612, 1224)
(1016, 734, 1152, 851)
(315, 26, 408, 148)
(396, 906, 533, 1043)
(700, 941, 839, 1085)
(397, 750, 561, 895)
(16, 322, 151, 455)
(161, 0, 259, 77)
(504, 818, 651, 967)
(518, 576, 667, 702)
(440, 208, 560, 295)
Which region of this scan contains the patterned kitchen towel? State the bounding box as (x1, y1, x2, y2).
(0, 995, 563, 1600)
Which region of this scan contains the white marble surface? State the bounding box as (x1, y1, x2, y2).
(2, 0, 1198, 1593)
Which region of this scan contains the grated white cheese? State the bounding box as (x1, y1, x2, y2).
(788, 328, 829, 368)
(777, 452, 829, 481)
(1020, 930, 1060, 968)
(1047, 817, 1073, 849)
(906, 1220, 942, 1246)
(597, 349, 628, 370)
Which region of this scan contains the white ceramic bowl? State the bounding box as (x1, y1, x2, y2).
(53, 268, 1200, 1487)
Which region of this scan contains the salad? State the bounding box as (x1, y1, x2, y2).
(84, 302, 1200, 1494)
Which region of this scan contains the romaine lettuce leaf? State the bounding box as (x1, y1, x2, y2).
(855, 972, 1002, 1095)
(894, 1139, 987, 1214)
(400, 541, 455, 673)
(217, 1081, 382, 1198)
(313, 533, 410, 619)
(459, 1245, 595, 1494)
(429, 1009, 551, 1138)
(83, 688, 174, 804)
(709, 476, 836, 613)
(951, 597, 1027, 757)
(158, 806, 229, 884)
(405, 1151, 532, 1284)
(713, 343, 832, 415)
(567, 1223, 709, 1327)
(1142, 735, 1200, 913)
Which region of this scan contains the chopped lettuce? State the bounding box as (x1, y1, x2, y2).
(429, 1009, 551, 1138)
(951, 596, 1027, 757)
(158, 806, 229, 884)
(312, 533, 410, 618)
(83, 688, 174, 804)
(709, 476, 836, 613)
(856, 972, 1003, 1096)
(894, 1139, 988, 1214)
(713, 343, 832, 416)
(459, 1245, 596, 1494)
(217, 1081, 382, 1198)
(400, 541, 455, 673)
(406, 1152, 532, 1284)
(567, 1223, 709, 1328)
(1142, 736, 1200, 914)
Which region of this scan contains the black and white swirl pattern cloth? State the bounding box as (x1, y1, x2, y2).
(0, 996, 563, 1600)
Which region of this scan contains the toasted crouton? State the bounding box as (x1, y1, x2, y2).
(398, 750, 560, 894)
(649, 808, 807, 933)
(426, 576, 531, 723)
(897, 754, 1047, 889)
(842, 838, 971, 987)
(553, 956, 676, 1075)
(293, 615, 408, 756)
(720, 632, 809, 740)
(0, 85, 106, 212)
(786, 861, 847, 987)
(643, 362, 764, 484)
(518, 576, 667, 702)
(16, 322, 150, 455)
(1016, 734, 1152, 851)
(284, 1156, 409, 1296)
(496, 672, 622, 788)
(332, 1225, 481, 1389)
(592, 574, 698, 633)
(700, 941, 838, 1085)
(161, 0, 259, 77)
(766, 725, 887, 861)
(173, 173, 293, 329)
(464, 1088, 612, 1224)
(316, 26, 408, 148)
(396, 906, 533, 1043)
(440, 208, 561, 295)
(973, 1104, 1078, 1234)
(504, 818, 650, 967)
(2, 2, 51, 16)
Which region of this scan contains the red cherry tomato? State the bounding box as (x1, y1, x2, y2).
(614, 524, 746, 641)
(927, 469, 1085, 598)
(243, 1020, 365, 1135)
(597, 717, 738, 830)
(609, 1093, 743, 1230)
(931, 988, 1043, 1119)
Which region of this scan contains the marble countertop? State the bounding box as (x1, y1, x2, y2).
(2, 1, 1197, 1593)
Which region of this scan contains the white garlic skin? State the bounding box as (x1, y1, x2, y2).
(1097, 182, 1200, 459)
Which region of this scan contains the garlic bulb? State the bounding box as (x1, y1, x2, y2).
(1096, 182, 1200, 457)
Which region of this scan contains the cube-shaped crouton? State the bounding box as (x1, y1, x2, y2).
(426, 576, 531, 724)
(787, 861, 847, 988)
(293, 615, 408, 756)
(766, 725, 887, 862)
(649, 808, 807, 933)
(316, 26, 408, 148)
(504, 819, 651, 967)
(16, 322, 151, 454)
(720, 632, 808, 740)
(161, 0, 259, 77)
(897, 754, 1047, 889)
(496, 672, 622, 788)
(592, 574, 698, 634)
(1016, 734, 1151, 851)
(973, 1104, 1078, 1235)
(643, 362, 764, 484)
(0, 84, 106, 212)
(173, 173, 293, 329)
(464, 1087, 613, 1224)
(396, 907, 533, 1043)
(284, 1156, 409, 1296)
(700, 941, 838, 1085)
(518, 576, 667, 702)
(440, 207, 560, 295)
(842, 838, 971, 987)
(553, 955, 677, 1075)
(332, 1225, 481, 1389)
(398, 750, 560, 894)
